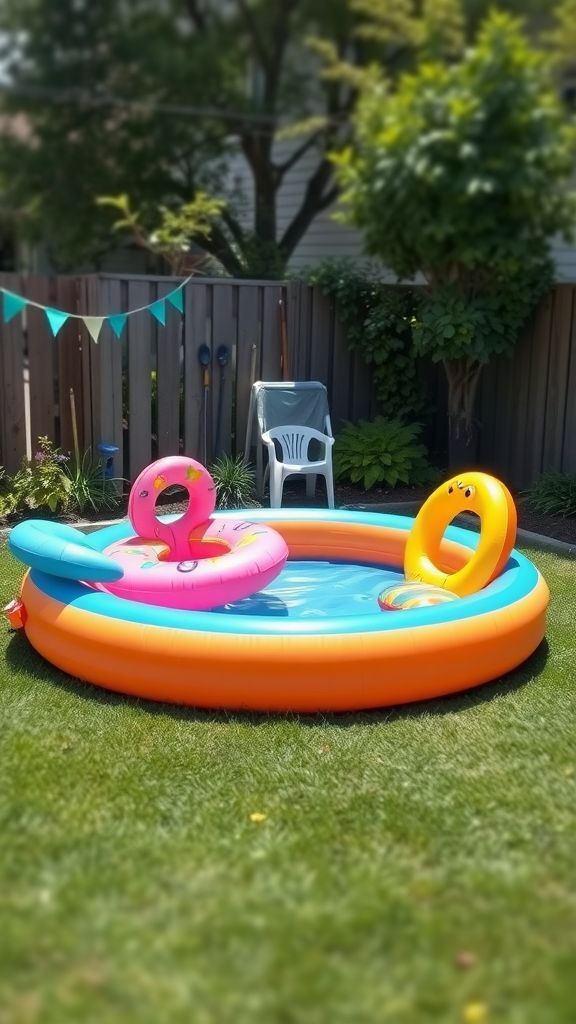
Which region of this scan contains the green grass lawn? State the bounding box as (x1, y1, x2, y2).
(1, 540, 576, 1024)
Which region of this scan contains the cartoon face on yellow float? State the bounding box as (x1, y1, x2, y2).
(403, 472, 517, 598)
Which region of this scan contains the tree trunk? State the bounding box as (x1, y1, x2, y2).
(254, 171, 277, 245)
(443, 357, 483, 473)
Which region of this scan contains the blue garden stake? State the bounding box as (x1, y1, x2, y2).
(98, 443, 119, 480)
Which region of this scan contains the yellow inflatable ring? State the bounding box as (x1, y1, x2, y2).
(404, 472, 517, 598)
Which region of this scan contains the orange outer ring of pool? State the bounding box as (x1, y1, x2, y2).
(19, 517, 548, 713)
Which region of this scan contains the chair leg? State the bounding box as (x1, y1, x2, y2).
(306, 473, 317, 497)
(325, 464, 335, 509)
(269, 463, 283, 508)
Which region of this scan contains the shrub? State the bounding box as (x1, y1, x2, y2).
(63, 450, 123, 515)
(333, 11, 576, 460)
(210, 455, 259, 509)
(305, 260, 428, 421)
(9, 436, 72, 513)
(522, 470, 576, 517)
(333, 417, 435, 490)
(0, 437, 123, 519)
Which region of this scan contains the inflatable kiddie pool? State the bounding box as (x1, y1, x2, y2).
(5, 459, 549, 713)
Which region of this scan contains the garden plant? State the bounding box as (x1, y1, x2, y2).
(332, 10, 576, 467)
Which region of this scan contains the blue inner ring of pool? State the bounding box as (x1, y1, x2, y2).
(28, 510, 540, 637)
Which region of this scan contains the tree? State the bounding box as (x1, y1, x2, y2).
(0, 0, 360, 274)
(0, 0, 558, 277)
(96, 192, 226, 275)
(333, 10, 576, 468)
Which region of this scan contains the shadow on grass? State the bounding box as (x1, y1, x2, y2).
(4, 624, 549, 729)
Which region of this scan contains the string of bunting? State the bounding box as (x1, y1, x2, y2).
(0, 275, 193, 344)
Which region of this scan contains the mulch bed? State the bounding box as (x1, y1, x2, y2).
(2, 478, 576, 547)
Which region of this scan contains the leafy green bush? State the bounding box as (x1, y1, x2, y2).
(305, 260, 428, 421)
(522, 470, 576, 517)
(7, 437, 72, 514)
(0, 437, 123, 519)
(64, 450, 123, 515)
(333, 417, 435, 490)
(210, 455, 259, 510)
(333, 11, 576, 453)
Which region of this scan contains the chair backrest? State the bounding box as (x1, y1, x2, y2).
(265, 425, 332, 465)
(251, 381, 332, 439)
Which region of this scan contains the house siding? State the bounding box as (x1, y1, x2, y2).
(226, 142, 576, 283)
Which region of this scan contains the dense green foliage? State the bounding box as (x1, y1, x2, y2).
(210, 455, 259, 509)
(306, 260, 428, 420)
(333, 417, 434, 489)
(333, 10, 576, 452)
(96, 192, 226, 275)
(0, 437, 71, 515)
(0, 0, 361, 274)
(522, 470, 576, 517)
(0, 0, 561, 275)
(0, 437, 121, 519)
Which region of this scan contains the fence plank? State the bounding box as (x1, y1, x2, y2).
(351, 349, 373, 423)
(297, 284, 313, 380)
(261, 285, 282, 382)
(236, 285, 260, 456)
(79, 281, 94, 460)
(211, 283, 235, 458)
(0, 272, 27, 473)
(285, 281, 302, 382)
(127, 280, 153, 480)
(561, 287, 576, 473)
(156, 279, 182, 460)
(97, 277, 125, 481)
(505, 313, 535, 489)
(330, 308, 352, 430)
(309, 289, 332, 387)
(478, 358, 498, 471)
(499, 353, 517, 483)
(524, 291, 554, 484)
(542, 284, 573, 476)
(26, 274, 57, 451)
(79, 276, 104, 460)
(56, 277, 84, 457)
(183, 282, 207, 461)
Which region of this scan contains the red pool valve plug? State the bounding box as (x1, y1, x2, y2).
(3, 598, 27, 630)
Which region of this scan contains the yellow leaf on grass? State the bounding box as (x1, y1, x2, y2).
(463, 1003, 487, 1023)
(250, 813, 267, 823)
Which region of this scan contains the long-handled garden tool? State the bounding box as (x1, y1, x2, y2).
(198, 344, 211, 464)
(214, 344, 229, 458)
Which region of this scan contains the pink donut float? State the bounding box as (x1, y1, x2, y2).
(96, 456, 289, 611)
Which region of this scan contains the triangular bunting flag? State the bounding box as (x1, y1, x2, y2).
(166, 286, 184, 313)
(149, 299, 166, 326)
(3, 292, 27, 323)
(83, 316, 104, 343)
(108, 313, 127, 339)
(45, 308, 69, 336)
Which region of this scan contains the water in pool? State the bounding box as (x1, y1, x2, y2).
(213, 560, 401, 619)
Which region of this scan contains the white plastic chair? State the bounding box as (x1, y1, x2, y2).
(261, 425, 335, 509)
(244, 381, 333, 499)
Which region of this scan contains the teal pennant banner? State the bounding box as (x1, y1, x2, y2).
(3, 292, 27, 323)
(148, 299, 166, 326)
(167, 285, 184, 312)
(45, 308, 69, 336)
(0, 277, 193, 342)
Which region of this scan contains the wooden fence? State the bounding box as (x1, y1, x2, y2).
(0, 273, 379, 482)
(0, 273, 575, 489)
(476, 284, 576, 488)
